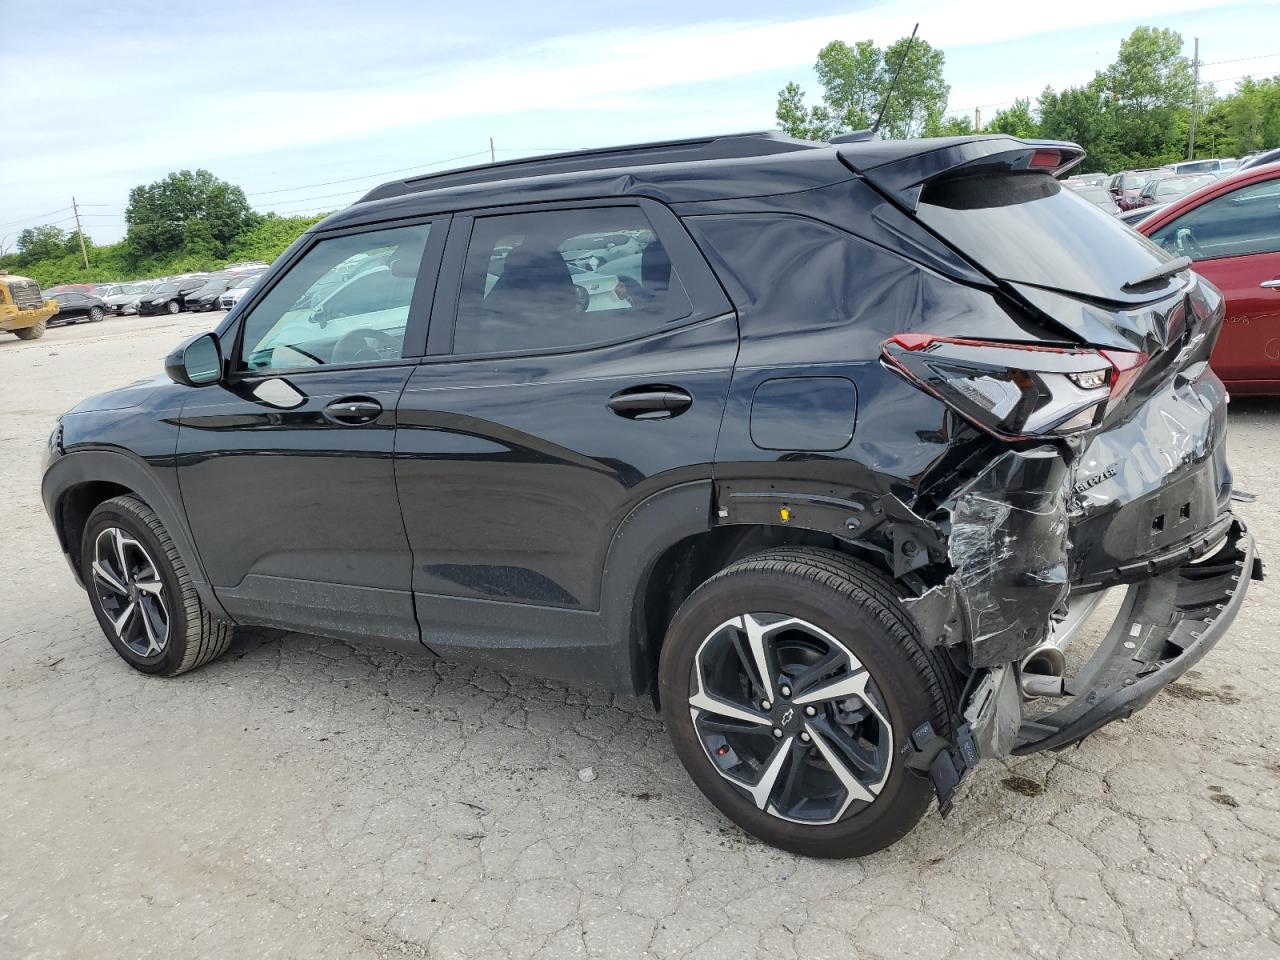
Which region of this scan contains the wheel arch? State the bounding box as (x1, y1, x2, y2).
(603, 480, 898, 698)
(42, 448, 232, 621)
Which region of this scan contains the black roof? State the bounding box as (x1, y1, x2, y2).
(315, 132, 1082, 232)
(359, 132, 819, 203)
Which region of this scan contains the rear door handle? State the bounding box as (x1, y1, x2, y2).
(607, 385, 692, 420)
(1261, 279, 1280, 289)
(323, 397, 383, 425)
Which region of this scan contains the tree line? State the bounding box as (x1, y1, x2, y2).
(1, 170, 325, 287)
(776, 26, 1280, 173)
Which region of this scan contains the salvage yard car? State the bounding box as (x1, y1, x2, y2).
(136, 279, 205, 315)
(1138, 161, 1280, 395)
(41, 133, 1262, 857)
(0, 272, 58, 340)
(48, 290, 108, 325)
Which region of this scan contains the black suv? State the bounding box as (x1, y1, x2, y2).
(41, 133, 1261, 857)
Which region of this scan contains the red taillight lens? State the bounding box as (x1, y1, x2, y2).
(1029, 149, 1061, 170)
(882, 335, 1147, 441)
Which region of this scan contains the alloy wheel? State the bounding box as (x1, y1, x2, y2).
(90, 527, 169, 658)
(688, 613, 893, 825)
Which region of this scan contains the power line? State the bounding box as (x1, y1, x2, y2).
(0, 205, 73, 229)
(1200, 51, 1280, 68)
(243, 149, 491, 197)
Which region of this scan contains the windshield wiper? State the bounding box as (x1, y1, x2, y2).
(1122, 256, 1191, 291)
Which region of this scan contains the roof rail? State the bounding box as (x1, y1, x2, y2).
(360, 131, 820, 202)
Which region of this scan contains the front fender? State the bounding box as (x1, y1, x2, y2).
(41, 447, 232, 622)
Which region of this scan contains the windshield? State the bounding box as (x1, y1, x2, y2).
(916, 170, 1175, 301)
(154, 283, 178, 294)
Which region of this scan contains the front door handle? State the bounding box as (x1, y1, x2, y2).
(607, 385, 693, 420)
(323, 397, 383, 425)
(1261, 279, 1280, 289)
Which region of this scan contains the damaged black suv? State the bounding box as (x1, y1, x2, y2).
(42, 133, 1261, 857)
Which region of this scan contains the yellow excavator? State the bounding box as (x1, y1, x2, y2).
(0, 272, 59, 340)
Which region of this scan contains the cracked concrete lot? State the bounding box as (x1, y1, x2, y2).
(2, 313, 1279, 960)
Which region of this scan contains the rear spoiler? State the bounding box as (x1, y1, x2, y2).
(837, 136, 1086, 211)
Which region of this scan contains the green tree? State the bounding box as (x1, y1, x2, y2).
(124, 169, 259, 264)
(928, 114, 975, 137)
(987, 98, 1039, 138)
(17, 224, 69, 262)
(1101, 26, 1194, 163)
(1038, 83, 1120, 173)
(776, 33, 949, 140)
(812, 39, 882, 132)
(1218, 76, 1280, 154)
(775, 81, 835, 141)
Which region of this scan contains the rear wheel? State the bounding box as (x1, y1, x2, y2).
(82, 495, 234, 676)
(13, 321, 46, 340)
(659, 547, 959, 857)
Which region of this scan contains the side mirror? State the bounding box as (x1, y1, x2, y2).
(165, 332, 223, 387)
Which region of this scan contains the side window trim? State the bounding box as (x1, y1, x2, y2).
(426, 197, 731, 361)
(227, 214, 448, 379)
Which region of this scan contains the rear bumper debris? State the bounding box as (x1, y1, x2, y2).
(1011, 519, 1259, 753)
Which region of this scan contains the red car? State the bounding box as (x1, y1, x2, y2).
(1139, 162, 1280, 395)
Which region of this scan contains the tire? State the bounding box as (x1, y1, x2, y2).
(81, 495, 234, 676)
(89, 306, 104, 322)
(659, 546, 959, 858)
(13, 320, 46, 340)
(166, 300, 180, 315)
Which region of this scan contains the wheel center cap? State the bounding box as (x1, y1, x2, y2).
(774, 702, 802, 731)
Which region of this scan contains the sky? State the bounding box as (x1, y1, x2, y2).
(2, 0, 1278, 247)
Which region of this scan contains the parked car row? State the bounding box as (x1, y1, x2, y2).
(7, 263, 269, 339)
(44, 263, 269, 319)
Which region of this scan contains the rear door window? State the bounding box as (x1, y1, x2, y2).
(914, 170, 1176, 301)
(451, 206, 694, 355)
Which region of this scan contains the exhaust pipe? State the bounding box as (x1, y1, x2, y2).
(1019, 588, 1116, 698)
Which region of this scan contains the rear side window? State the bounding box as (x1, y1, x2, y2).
(1148, 179, 1280, 261)
(452, 206, 693, 355)
(915, 170, 1175, 301)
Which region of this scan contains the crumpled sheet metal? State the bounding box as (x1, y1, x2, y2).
(905, 445, 1071, 669)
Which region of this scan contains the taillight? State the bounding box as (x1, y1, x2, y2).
(882, 335, 1148, 441)
(1029, 149, 1061, 170)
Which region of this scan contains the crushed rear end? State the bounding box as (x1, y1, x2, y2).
(841, 137, 1263, 806)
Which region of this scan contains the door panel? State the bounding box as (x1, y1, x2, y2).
(177, 365, 420, 646)
(396, 318, 736, 610)
(1193, 252, 1280, 383)
(174, 217, 445, 649)
(395, 199, 737, 676)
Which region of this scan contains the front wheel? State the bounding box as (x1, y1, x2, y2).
(659, 547, 959, 858)
(166, 300, 180, 314)
(82, 495, 234, 675)
(13, 320, 46, 340)
(89, 306, 104, 322)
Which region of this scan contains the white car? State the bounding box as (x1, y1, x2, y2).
(104, 282, 155, 315)
(218, 273, 265, 310)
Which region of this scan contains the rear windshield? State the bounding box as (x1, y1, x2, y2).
(915, 170, 1176, 301)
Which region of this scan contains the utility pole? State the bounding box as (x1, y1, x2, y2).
(489, 137, 495, 163)
(71, 196, 89, 270)
(1187, 37, 1200, 160)
(974, 107, 981, 132)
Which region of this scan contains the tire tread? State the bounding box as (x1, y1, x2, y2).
(98, 495, 233, 675)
